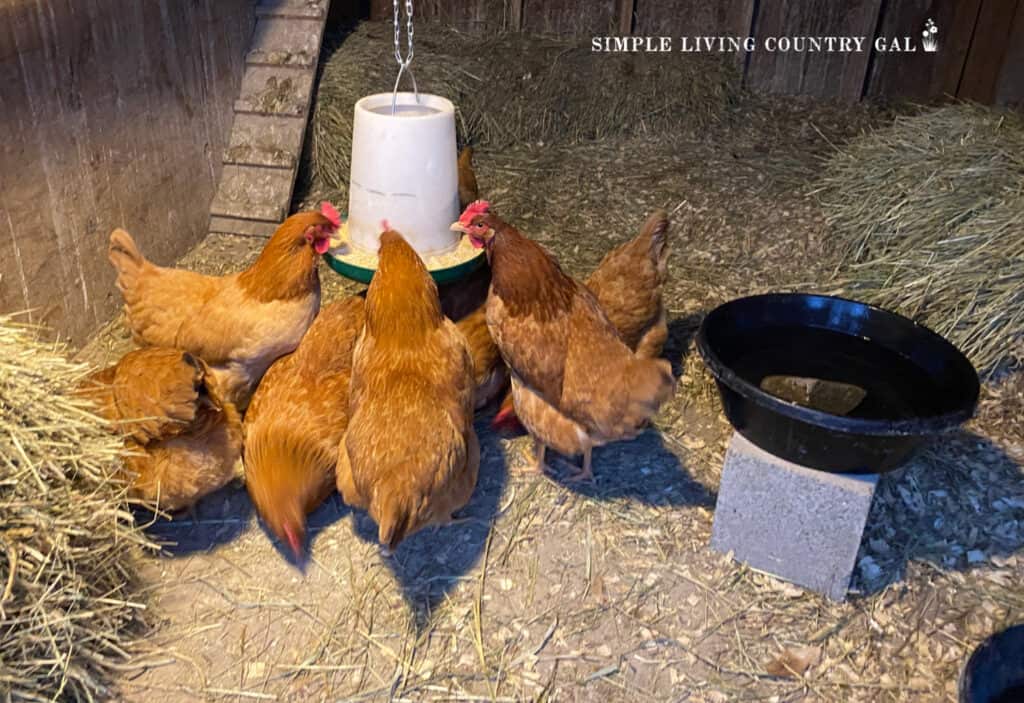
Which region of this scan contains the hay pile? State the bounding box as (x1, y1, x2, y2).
(310, 21, 739, 192)
(0, 317, 153, 701)
(816, 103, 1024, 376)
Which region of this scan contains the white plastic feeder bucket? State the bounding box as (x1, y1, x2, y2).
(347, 92, 460, 256)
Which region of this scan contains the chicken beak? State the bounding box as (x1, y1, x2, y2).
(450, 222, 468, 233)
(327, 233, 344, 249)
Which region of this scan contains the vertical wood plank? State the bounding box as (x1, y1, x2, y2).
(615, 0, 634, 34)
(634, 0, 754, 37)
(369, 0, 391, 21)
(745, 0, 882, 100)
(634, 0, 755, 68)
(522, 0, 617, 35)
(0, 0, 254, 344)
(866, 0, 982, 100)
(399, 0, 510, 33)
(510, 0, 524, 31)
(995, 0, 1024, 103)
(957, 0, 1020, 102)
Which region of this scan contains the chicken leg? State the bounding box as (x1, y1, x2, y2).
(565, 446, 594, 483)
(534, 440, 548, 473)
(513, 437, 549, 475)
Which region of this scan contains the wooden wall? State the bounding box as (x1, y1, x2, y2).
(0, 0, 254, 345)
(372, 0, 1024, 104)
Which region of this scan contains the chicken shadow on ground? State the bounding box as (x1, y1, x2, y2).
(541, 429, 716, 509)
(853, 431, 1024, 595)
(254, 493, 354, 570)
(348, 415, 510, 627)
(140, 480, 254, 556)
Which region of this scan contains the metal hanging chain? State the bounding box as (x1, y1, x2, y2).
(391, 0, 418, 114)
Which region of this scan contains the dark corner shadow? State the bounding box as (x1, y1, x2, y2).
(138, 480, 253, 556)
(348, 415, 509, 628)
(853, 430, 1024, 595)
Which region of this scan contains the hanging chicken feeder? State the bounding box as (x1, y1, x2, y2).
(324, 1, 483, 284)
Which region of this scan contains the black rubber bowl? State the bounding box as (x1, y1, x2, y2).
(696, 293, 979, 473)
(960, 625, 1024, 703)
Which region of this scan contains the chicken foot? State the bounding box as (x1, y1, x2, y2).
(564, 446, 594, 483)
(516, 438, 595, 483)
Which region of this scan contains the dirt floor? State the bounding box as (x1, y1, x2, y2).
(79, 95, 1024, 702)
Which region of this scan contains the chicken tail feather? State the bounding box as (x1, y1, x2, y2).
(108, 228, 147, 293)
(640, 210, 671, 266)
(616, 356, 675, 435)
(376, 496, 414, 552)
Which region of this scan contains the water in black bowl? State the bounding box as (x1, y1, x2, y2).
(731, 326, 947, 422)
(697, 294, 979, 473)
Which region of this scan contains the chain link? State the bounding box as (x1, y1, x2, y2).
(391, 0, 418, 114)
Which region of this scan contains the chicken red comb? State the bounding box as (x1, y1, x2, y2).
(320, 201, 341, 229)
(458, 200, 490, 226)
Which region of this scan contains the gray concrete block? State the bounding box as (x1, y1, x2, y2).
(710, 432, 879, 601)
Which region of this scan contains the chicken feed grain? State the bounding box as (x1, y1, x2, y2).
(0, 315, 155, 701)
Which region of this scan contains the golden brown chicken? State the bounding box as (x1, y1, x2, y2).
(585, 209, 671, 359)
(336, 231, 478, 552)
(451, 202, 674, 481)
(439, 264, 507, 407)
(107, 203, 342, 410)
(243, 296, 365, 557)
(458, 146, 479, 210)
(492, 210, 671, 430)
(78, 348, 242, 511)
(455, 305, 508, 409)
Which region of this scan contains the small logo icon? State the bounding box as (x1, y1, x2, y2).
(922, 18, 938, 52)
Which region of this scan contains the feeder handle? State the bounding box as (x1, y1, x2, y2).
(392, 0, 418, 114)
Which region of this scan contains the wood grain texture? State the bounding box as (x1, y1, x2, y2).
(369, 0, 390, 21)
(995, 0, 1024, 103)
(379, 0, 514, 32)
(0, 0, 254, 345)
(635, 0, 755, 37)
(522, 0, 618, 35)
(745, 0, 882, 100)
(958, 0, 1020, 103)
(635, 0, 755, 68)
(615, 0, 635, 34)
(866, 0, 982, 100)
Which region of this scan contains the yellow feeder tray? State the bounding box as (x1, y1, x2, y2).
(323, 219, 485, 285)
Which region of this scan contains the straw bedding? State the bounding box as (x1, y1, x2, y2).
(0, 316, 153, 701)
(817, 103, 1024, 377)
